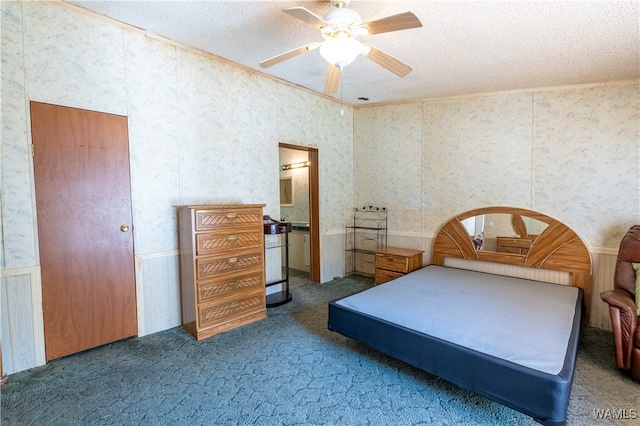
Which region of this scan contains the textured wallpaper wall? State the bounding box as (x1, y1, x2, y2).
(0, 0, 354, 269)
(354, 83, 640, 251)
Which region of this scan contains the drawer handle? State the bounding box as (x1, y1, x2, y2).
(228, 257, 238, 264)
(228, 278, 238, 286)
(227, 234, 238, 241)
(229, 301, 240, 308)
(226, 212, 237, 219)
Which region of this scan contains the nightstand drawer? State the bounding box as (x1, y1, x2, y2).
(375, 253, 410, 273)
(374, 268, 404, 285)
(374, 247, 424, 285)
(496, 246, 522, 254)
(497, 237, 533, 249)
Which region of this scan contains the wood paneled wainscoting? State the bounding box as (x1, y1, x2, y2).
(1, 345, 6, 385)
(134, 251, 181, 337)
(0, 267, 46, 375)
(590, 250, 620, 330)
(0, 243, 623, 375)
(1, 251, 185, 375)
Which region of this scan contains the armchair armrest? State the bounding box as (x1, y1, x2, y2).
(600, 289, 638, 370)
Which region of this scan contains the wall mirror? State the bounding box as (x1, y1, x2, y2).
(461, 211, 549, 253)
(280, 176, 293, 206)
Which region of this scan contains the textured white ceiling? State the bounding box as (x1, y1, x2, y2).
(68, 0, 639, 105)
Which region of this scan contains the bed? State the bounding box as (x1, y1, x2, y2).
(328, 207, 592, 426)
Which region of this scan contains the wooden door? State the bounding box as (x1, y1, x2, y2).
(307, 148, 320, 282)
(31, 102, 137, 361)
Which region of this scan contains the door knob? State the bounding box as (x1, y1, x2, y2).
(120, 224, 130, 232)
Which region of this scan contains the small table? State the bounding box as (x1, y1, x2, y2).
(374, 247, 424, 285)
(263, 216, 293, 307)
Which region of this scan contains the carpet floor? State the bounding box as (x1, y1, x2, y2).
(1, 270, 638, 425)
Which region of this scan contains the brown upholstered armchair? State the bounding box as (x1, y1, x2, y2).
(600, 225, 640, 381)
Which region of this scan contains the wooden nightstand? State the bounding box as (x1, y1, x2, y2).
(374, 247, 424, 285)
(496, 236, 533, 255)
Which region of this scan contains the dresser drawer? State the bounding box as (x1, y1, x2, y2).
(375, 253, 410, 273)
(195, 208, 263, 231)
(198, 290, 264, 328)
(197, 270, 263, 304)
(196, 251, 263, 280)
(196, 230, 263, 256)
(374, 268, 404, 285)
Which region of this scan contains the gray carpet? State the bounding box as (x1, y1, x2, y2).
(1, 270, 638, 425)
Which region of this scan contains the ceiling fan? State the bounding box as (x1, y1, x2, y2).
(259, 0, 422, 95)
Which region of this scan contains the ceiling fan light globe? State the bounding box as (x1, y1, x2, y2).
(319, 37, 362, 68)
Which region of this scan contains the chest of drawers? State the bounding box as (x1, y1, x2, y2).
(178, 204, 266, 340)
(374, 247, 424, 285)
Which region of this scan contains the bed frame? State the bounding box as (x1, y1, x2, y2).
(328, 207, 592, 426)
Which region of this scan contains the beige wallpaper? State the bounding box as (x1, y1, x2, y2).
(354, 103, 424, 233)
(0, 0, 354, 267)
(532, 84, 640, 248)
(355, 83, 640, 251)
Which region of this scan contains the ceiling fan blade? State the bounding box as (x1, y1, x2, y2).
(362, 44, 413, 78)
(324, 64, 341, 94)
(283, 7, 330, 29)
(360, 11, 422, 35)
(259, 43, 318, 68)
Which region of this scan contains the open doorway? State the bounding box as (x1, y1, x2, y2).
(278, 143, 320, 282)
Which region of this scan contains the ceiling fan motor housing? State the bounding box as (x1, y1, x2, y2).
(321, 8, 362, 39)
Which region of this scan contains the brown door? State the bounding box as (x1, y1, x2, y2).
(307, 148, 320, 282)
(31, 102, 137, 361)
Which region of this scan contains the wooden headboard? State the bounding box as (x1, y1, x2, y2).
(432, 207, 592, 318)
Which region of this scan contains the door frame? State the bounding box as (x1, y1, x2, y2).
(279, 143, 320, 282)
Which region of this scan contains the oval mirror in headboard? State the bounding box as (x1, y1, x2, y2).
(432, 206, 592, 318)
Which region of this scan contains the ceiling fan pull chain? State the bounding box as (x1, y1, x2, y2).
(340, 67, 344, 116)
